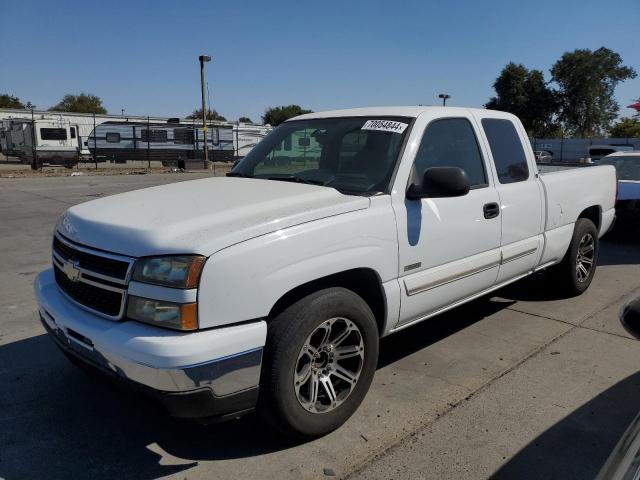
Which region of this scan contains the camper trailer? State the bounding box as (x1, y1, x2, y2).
(85, 121, 236, 166)
(234, 123, 273, 158)
(0, 118, 81, 167)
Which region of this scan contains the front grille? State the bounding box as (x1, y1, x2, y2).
(54, 266, 123, 316)
(52, 234, 133, 319)
(53, 236, 129, 280)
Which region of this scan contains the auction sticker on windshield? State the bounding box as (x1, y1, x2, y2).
(361, 120, 408, 134)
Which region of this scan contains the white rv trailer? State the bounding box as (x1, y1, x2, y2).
(0, 118, 82, 167)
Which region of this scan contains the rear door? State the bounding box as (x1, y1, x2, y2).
(475, 113, 544, 283)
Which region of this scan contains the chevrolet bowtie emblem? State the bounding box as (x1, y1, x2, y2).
(62, 260, 81, 282)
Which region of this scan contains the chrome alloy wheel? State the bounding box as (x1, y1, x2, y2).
(576, 233, 595, 282)
(294, 317, 365, 414)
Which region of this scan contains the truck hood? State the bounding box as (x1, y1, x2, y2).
(57, 177, 370, 257)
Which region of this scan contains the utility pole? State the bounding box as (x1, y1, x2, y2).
(30, 106, 38, 170)
(438, 93, 451, 106)
(199, 55, 212, 170)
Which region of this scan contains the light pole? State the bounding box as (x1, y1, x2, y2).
(438, 93, 451, 106)
(199, 55, 212, 170)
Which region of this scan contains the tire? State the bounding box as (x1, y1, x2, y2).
(552, 218, 599, 296)
(259, 287, 379, 438)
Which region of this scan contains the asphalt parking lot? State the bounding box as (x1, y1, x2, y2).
(1, 173, 639, 480)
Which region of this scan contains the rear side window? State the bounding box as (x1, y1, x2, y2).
(40, 128, 67, 140)
(481, 119, 529, 183)
(414, 118, 487, 187)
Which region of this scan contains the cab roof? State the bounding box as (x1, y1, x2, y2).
(289, 106, 504, 121)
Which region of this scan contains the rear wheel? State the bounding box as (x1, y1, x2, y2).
(552, 218, 599, 296)
(260, 287, 379, 438)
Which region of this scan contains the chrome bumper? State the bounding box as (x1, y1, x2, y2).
(35, 269, 266, 419)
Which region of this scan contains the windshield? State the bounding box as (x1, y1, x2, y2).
(600, 156, 640, 181)
(230, 117, 412, 195)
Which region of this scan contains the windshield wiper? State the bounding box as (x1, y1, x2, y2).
(226, 172, 254, 178)
(263, 174, 325, 186)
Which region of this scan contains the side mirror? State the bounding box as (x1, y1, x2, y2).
(407, 166, 470, 199)
(620, 297, 640, 340)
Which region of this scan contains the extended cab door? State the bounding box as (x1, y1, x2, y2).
(392, 112, 502, 327)
(474, 113, 545, 283)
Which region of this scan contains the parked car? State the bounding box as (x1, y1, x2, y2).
(600, 152, 640, 227)
(35, 106, 616, 438)
(589, 144, 635, 162)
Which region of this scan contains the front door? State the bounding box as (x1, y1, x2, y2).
(393, 113, 502, 327)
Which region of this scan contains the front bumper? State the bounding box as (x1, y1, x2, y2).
(35, 268, 267, 420)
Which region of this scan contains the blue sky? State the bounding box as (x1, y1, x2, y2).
(2, 0, 639, 122)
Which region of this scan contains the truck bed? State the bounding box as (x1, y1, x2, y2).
(538, 164, 617, 232)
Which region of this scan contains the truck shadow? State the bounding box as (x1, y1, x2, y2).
(0, 296, 514, 479)
(490, 371, 640, 480)
(0, 334, 296, 479)
(494, 234, 640, 302)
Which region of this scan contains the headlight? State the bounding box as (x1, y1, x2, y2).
(127, 296, 198, 330)
(132, 255, 205, 288)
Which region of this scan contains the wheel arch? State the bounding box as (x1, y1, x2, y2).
(577, 205, 602, 231)
(267, 268, 387, 335)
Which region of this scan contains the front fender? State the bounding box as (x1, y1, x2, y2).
(197, 197, 398, 328)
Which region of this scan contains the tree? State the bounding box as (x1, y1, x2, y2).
(551, 47, 636, 137)
(262, 105, 312, 126)
(238, 116, 252, 123)
(609, 117, 640, 138)
(186, 108, 226, 121)
(0, 94, 26, 109)
(485, 63, 559, 137)
(49, 93, 107, 114)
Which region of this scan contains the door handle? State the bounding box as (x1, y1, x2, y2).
(483, 202, 500, 219)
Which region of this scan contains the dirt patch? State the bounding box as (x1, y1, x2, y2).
(0, 163, 233, 178)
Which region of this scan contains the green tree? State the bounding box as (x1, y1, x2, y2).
(485, 63, 559, 137)
(262, 105, 312, 126)
(238, 116, 252, 123)
(609, 117, 640, 138)
(0, 94, 26, 109)
(49, 93, 107, 114)
(187, 108, 226, 121)
(551, 47, 636, 137)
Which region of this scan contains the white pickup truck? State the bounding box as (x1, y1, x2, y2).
(35, 107, 616, 438)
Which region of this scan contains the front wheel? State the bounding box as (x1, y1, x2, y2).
(260, 287, 379, 438)
(552, 218, 599, 296)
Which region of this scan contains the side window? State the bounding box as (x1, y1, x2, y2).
(70, 127, 76, 139)
(173, 128, 194, 144)
(141, 129, 167, 143)
(105, 132, 120, 143)
(40, 128, 67, 141)
(414, 118, 487, 187)
(481, 119, 529, 183)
